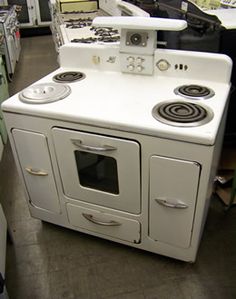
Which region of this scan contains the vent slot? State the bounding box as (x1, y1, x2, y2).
(175, 64, 188, 71)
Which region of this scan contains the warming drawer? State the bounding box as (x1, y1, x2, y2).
(67, 203, 140, 243)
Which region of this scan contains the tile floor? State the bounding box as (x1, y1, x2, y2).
(0, 34, 236, 299)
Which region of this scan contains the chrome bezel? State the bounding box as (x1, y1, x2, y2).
(174, 85, 215, 100)
(19, 83, 71, 104)
(53, 71, 86, 83)
(152, 101, 214, 127)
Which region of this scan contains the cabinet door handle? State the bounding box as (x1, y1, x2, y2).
(155, 198, 188, 209)
(82, 213, 122, 226)
(25, 167, 48, 176)
(71, 139, 117, 152)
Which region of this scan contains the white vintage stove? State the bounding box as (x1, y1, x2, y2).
(58, 0, 149, 45)
(2, 17, 232, 262)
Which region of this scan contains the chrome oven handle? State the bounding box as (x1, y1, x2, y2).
(71, 139, 117, 152)
(155, 198, 188, 209)
(25, 167, 48, 176)
(82, 213, 122, 226)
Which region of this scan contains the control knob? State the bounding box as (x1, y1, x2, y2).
(127, 56, 135, 63)
(156, 59, 170, 71)
(127, 64, 135, 71)
(137, 65, 144, 72)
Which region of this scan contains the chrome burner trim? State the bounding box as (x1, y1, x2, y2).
(19, 83, 71, 104)
(53, 71, 86, 83)
(174, 85, 215, 100)
(152, 101, 214, 127)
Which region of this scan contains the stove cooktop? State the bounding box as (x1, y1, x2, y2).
(59, 9, 120, 44)
(2, 44, 232, 145)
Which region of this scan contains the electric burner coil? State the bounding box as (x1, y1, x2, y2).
(53, 71, 86, 83)
(152, 101, 214, 127)
(174, 84, 215, 100)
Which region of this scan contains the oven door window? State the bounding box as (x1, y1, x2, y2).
(52, 128, 141, 214)
(75, 151, 119, 194)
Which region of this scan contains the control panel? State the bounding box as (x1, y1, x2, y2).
(120, 29, 156, 75)
(120, 53, 154, 75)
(92, 16, 187, 75)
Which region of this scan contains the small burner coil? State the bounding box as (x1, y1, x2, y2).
(53, 71, 86, 83)
(174, 84, 215, 100)
(152, 101, 213, 127)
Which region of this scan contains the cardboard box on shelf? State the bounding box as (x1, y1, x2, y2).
(216, 185, 236, 205)
(216, 146, 236, 206)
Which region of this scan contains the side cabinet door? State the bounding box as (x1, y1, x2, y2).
(149, 156, 200, 248)
(12, 129, 60, 213)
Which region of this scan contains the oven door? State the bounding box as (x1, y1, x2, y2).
(52, 128, 141, 214)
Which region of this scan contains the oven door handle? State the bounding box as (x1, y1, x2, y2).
(82, 213, 122, 226)
(155, 198, 188, 209)
(71, 139, 117, 152)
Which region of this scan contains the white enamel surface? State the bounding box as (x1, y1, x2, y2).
(12, 129, 61, 213)
(52, 128, 141, 213)
(149, 156, 200, 248)
(58, 1, 149, 45)
(19, 83, 71, 104)
(99, 0, 121, 16)
(92, 16, 187, 31)
(116, 0, 150, 17)
(58, 10, 116, 44)
(67, 203, 141, 243)
(59, 24, 120, 44)
(2, 45, 232, 145)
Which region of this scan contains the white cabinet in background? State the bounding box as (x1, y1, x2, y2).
(8, 0, 51, 28)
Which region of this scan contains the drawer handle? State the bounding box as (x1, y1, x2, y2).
(82, 213, 122, 226)
(71, 139, 117, 152)
(155, 198, 188, 209)
(25, 167, 48, 176)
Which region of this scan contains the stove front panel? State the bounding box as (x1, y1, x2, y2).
(2, 111, 227, 262)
